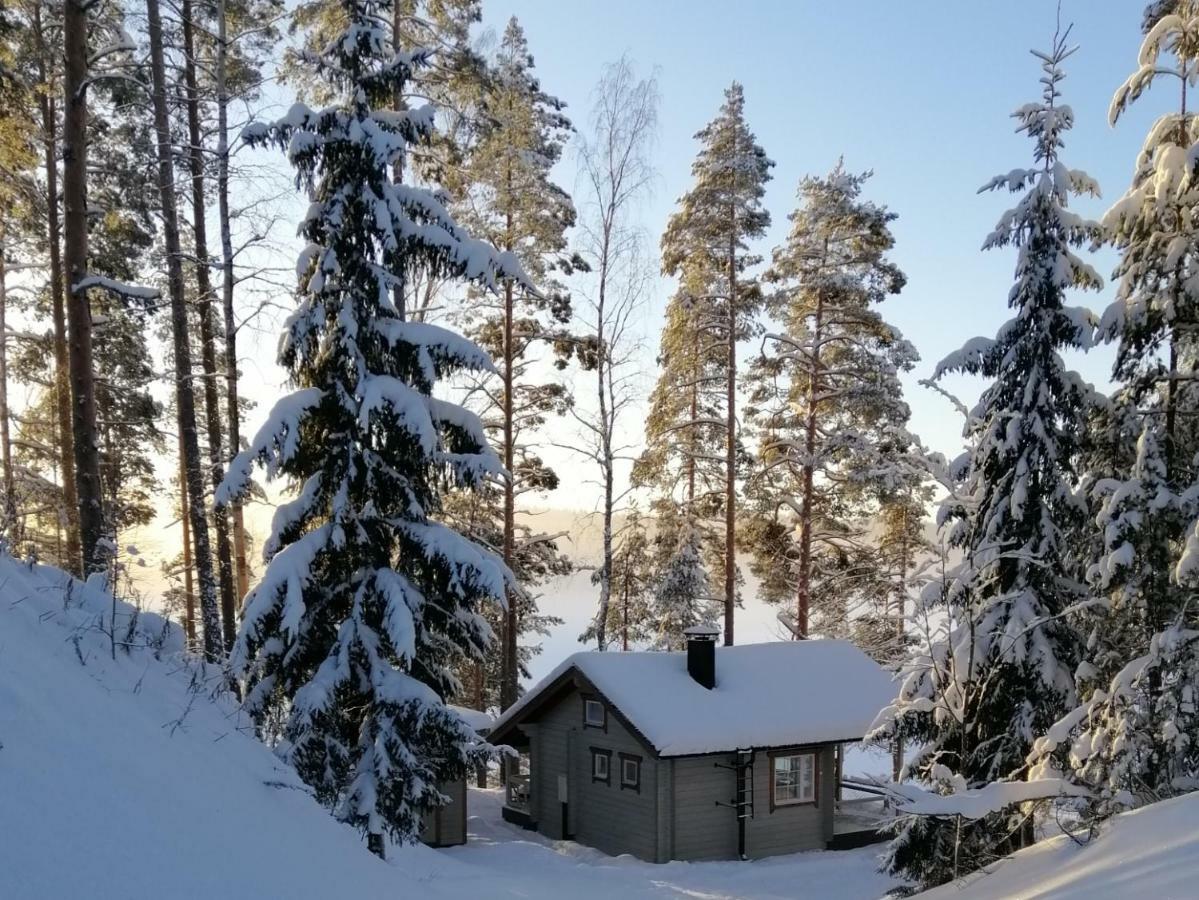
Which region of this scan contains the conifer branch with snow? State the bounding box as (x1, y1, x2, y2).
(869, 32, 1104, 889)
(1030, 2, 1199, 826)
(219, 1, 525, 856)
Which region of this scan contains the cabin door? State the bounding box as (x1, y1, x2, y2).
(564, 729, 578, 839)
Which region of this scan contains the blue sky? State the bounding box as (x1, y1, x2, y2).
(475, 0, 1163, 463)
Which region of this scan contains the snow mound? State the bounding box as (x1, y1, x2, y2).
(0, 556, 444, 899)
(915, 792, 1199, 900)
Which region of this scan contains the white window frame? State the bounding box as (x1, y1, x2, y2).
(583, 698, 605, 728)
(620, 756, 640, 791)
(591, 748, 610, 783)
(771, 751, 816, 807)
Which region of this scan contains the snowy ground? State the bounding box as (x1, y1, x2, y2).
(914, 791, 1199, 900)
(0, 556, 897, 899)
(439, 787, 898, 900)
(9, 555, 1195, 900)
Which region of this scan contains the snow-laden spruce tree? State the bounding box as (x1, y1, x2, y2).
(219, 1, 525, 857)
(1029, 3, 1199, 820)
(869, 35, 1103, 889)
(650, 523, 720, 651)
(1030, 425, 1199, 816)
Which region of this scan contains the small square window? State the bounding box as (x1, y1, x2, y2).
(583, 698, 605, 729)
(591, 748, 611, 784)
(620, 754, 641, 792)
(771, 752, 816, 807)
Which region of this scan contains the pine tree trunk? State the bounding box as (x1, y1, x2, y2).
(501, 277, 517, 709)
(895, 507, 908, 651)
(182, 0, 237, 650)
(62, 0, 105, 575)
(146, 0, 222, 661)
(796, 293, 824, 640)
(688, 327, 698, 505)
(214, 0, 250, 602)
(892, 505, 908, 781)
(724, 232, 736, 646)
(35, 14, 83, 575)
(179, 441, 197, 647)
(621, 557, 630, 651)
(0, 229, 14, 531)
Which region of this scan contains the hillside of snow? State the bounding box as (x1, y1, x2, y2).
(915, 791, 1199, 900)
(0, 556, 421, 899)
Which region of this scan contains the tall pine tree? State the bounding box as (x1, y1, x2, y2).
(871, 35, 1102, 889)
(743, 164, 920, 642)
(634, 276, 730, 601)
(648, 83, 772, 644)
(222, 2, 524, 855)
(452, 17, 579, 708)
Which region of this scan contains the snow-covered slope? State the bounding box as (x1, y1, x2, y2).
(0, 556, 423, 899)
(916, 792, 1199, 900)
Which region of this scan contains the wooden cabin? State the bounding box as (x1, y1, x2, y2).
(487, 625, 894, 862)
(419, 705, 494, 848)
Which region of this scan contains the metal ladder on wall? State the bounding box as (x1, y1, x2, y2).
(715, 748, 756, 857)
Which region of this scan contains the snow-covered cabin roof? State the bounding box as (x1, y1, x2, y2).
(489, 640, 895, 757)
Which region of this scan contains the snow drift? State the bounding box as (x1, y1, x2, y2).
(0, 556, 439, 899)
(915, 791, 1199, 900)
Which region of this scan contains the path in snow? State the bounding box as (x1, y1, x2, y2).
(429, 787, 899, 900)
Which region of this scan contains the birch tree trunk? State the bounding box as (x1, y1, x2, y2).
(182, 0, 237, 649)
(594, 235, 612, 651)
(145, 0, 222, 660)
(62, 0, 105, 574)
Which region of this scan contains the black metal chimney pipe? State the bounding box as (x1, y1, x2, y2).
(684, 623, 719, 689)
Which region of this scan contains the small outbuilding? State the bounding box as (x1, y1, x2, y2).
(487, 625, 894, 862)
(420, 705, 494, 848)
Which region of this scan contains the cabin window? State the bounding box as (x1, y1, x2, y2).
(619, 754, 641, 792)
(771, 751, 816, 807)
(591, 748, 611, 784)
(583, 697, 606, 729)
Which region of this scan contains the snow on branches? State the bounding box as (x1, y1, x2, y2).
(220, 0, 521, 854)
(872, 34, 1103, 890)
(1029, 3, 1199, 826)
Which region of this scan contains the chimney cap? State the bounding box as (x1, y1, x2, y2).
(683, 623, 720, 639)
